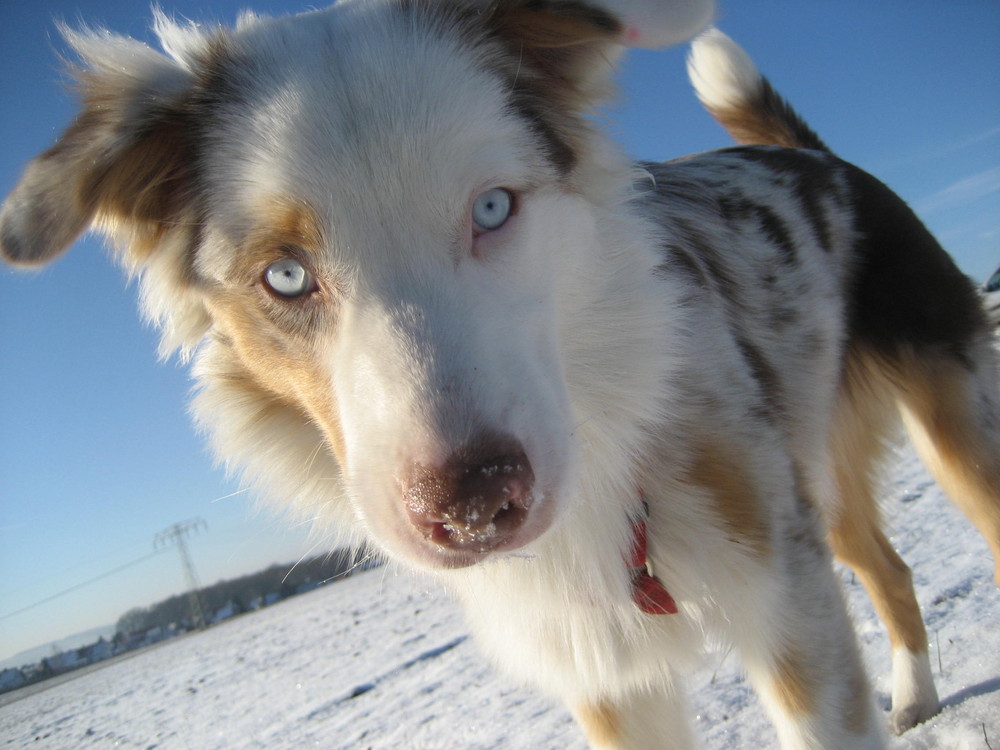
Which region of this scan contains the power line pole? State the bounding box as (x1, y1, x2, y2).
(154, 518, 208, 630)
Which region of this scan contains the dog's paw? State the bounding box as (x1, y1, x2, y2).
(889, 697, 940, 735)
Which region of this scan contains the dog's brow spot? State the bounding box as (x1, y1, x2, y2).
(246, 198, 326, 258)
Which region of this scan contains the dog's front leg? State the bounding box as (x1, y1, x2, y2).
(732, 504, 887, 750)
(573, 687, 696, 750)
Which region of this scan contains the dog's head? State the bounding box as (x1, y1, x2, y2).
(0, 0, 712, 570)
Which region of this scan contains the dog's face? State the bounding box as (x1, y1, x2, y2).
(193, 7, 595, 570)
(0, 0, 712, 570)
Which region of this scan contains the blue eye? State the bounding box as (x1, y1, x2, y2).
(264, 257, 313, 298)
(471, 188, 513, 232)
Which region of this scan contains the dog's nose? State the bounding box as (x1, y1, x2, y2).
(402, 435, 535, 553)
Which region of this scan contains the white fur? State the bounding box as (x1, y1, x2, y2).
(889, 648, 940, 736)
(687, 27, 762, 111)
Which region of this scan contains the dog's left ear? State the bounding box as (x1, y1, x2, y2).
(0, 26, 197, 269)
(0, 23, 213, 357)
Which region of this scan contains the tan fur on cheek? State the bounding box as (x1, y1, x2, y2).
(207, 293, 346, 466)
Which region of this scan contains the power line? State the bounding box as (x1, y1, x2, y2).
(0, 550, 164, 623)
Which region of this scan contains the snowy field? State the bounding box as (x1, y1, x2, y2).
(2, 444, 998, 749)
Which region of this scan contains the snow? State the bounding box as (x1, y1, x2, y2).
(2, 445, 997, 749)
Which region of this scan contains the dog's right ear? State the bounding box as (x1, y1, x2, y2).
(517, 0, 717, 49)
(0, 26, 197, 268)
(486, 0, 715, 123)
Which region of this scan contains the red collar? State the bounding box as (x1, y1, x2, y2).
(628, 502, 678, 615)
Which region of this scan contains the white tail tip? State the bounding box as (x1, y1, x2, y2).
(686, 28, 761, 111)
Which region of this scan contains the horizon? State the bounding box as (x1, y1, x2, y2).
(1, 0, 998, 664)
(1, 550, 359, 672)
(2, 622, 117, 672)
(0, 538, 328, 669)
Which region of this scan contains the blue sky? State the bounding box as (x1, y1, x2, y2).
(1, 1, 998, 664)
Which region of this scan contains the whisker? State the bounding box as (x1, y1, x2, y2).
(209, 486, 252, 504)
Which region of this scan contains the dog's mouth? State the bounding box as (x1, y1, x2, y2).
(412, 497, 530, 548)
(403, 502, 552, 570)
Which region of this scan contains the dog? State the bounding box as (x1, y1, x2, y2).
(3, 1, 999, 747)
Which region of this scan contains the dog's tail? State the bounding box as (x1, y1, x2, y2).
(687, 29, 830, 152)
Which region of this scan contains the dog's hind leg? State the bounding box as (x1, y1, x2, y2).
(573, 687, 695, 750)
(842, 162, 1000, 583)
(828, 518, 939, 735)
(826, 349, 940, 734)
(893, 344, 1000, 583)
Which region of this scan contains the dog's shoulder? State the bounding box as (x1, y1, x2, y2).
(633, 146, 857, 301)
(635, 145, 852, 242)
(629, 146, 859, 434)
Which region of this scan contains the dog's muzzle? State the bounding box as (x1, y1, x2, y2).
(401, 432, 536, 556)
